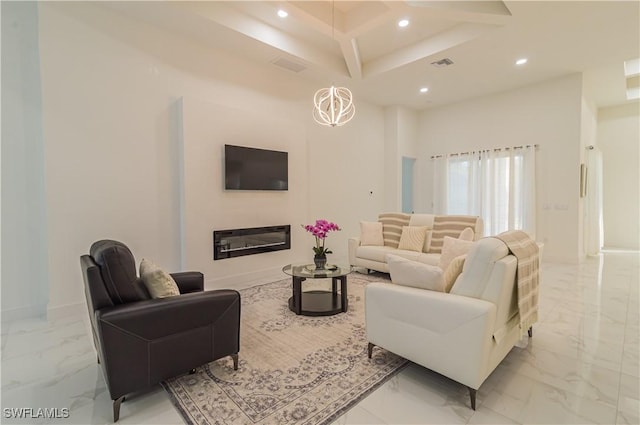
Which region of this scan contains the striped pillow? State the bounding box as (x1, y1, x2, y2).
(429, 215, 479, 253)
(378, 213, 411, 248)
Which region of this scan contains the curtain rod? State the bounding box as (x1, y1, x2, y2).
(430, 144, 538, 159)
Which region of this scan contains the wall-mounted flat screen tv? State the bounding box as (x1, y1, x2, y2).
(224, 144, 288, 191)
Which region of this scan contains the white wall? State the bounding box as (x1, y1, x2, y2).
(1, 2, 50, 322)
(306, 102, 386, 261)
(598, 103, 640, 249)
(179, 97, 309, 285)
(4, 2, 386, 318)
(416, 74, 584, 263)
(383, 106, 418, 211)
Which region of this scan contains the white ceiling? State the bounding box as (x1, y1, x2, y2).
(104, 1, 640, 110)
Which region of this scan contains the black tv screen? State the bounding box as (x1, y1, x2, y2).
(224, 145, 288, 191)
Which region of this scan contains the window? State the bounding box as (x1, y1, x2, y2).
(432, 146, 536, 237)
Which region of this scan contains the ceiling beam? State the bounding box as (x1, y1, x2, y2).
(363, 22, 497, 78)
(175, 2, 349, 77)
(340, 38, 363, 79)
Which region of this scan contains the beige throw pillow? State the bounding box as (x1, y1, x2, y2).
(422, 230, 433, 253)
(387, 254, 445, 292)
(443, 255, 466, 292)
(139, 259, 180, 299)
(458, 227, 475, 241)
(360, 221, 384, 246)
(438, 236, 474, 271)
(397, 226, 428, 252)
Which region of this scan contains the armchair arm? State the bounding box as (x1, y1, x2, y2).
(97, 289, 239, 339)
(171, 271, 204, 293)
(95, 289, 240, 400)
(365, 281, 496, 389)
(348, 237, 361, 266)
(366, 282, 495, 335)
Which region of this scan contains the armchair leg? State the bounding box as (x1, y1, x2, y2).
(113, 396, 125, 422)
(528, 326, 533, 338)
(231, 353, 239, 371)
(367, 342, 375, 359)
(467, 387, 477, 410)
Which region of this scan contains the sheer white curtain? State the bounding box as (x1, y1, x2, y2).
(584, 147, 603, 255)
(432, 146, 536, 237)
(432, 156, 448, 214)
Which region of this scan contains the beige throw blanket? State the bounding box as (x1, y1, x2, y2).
(494, 230, 540, 338)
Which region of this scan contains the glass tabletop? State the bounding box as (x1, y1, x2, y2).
(282, 263, 352, 278)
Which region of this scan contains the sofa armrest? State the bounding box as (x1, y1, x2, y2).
(96, 289, 240, 399)
(348, 237, 361, 266)
(366, 282, 495, 335)
(97, 289, 240, 340)
(365, 281, 496, 388)
(171, 271, 204, 293)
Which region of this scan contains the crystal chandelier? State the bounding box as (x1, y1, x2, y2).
(312, 0, 355, 127)
(313, 86, 355, 127)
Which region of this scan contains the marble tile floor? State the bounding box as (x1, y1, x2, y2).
(1, 251, 638, 424)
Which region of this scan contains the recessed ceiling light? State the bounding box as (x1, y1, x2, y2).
(515, 58, 528, 66)
(420, 87, 429, 93)
(277, 9, 288, 18)
(398, 19, 409, 28)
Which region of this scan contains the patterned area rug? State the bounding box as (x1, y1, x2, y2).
(163, 272, 407, 425)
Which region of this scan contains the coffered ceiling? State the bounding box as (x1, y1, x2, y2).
(104, 1, 640, 110)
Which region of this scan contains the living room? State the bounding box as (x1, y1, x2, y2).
(2, 1, 639, 424)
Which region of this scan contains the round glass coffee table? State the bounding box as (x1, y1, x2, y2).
(282, 263, 353, 316)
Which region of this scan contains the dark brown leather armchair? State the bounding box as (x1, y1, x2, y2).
(80, 240, 240, 422)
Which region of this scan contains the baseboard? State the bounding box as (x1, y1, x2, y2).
(46, 301, 86, 321)
(1, 303, 47, 323)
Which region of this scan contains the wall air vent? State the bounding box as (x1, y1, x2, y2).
(431, 58, 454, 68)
(271, 57, 307, 73)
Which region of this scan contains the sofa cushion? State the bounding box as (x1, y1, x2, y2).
(429, 215, 480, 253)
(450, 238, 509, 298)
(378, 213, 411, 248)
(356, 245, 399, 263)
(398, 226, 428, 252)
(415, 252, 440, 267)
(408, 214, 434, 228)
(140, 259, 180, 299)
(360, 221, 384, 246)
(438, 236, 475, 271)
(387, 254, 445, 292)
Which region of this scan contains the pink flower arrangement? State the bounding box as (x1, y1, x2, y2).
(302, 219, 341, 256)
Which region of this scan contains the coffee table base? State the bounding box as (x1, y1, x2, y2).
(289, 275, 348, 316)
(288, 291, 348, 317)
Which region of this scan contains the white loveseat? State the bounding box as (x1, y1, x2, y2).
(365, 237, 528, 409)
(348, 213, 483, 273)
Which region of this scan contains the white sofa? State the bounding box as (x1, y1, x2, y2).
(365, 237, 527, 409)
(348, 213, 483, 273)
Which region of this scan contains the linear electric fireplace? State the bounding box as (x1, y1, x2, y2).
(213, 225, 291, 260)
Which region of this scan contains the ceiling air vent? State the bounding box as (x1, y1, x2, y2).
(271, 57, 307, 73)
(431, 58, 454, 68)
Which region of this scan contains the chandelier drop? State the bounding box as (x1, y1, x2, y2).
(312, 86, 356, 127)
(312, 0, 355, 127)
